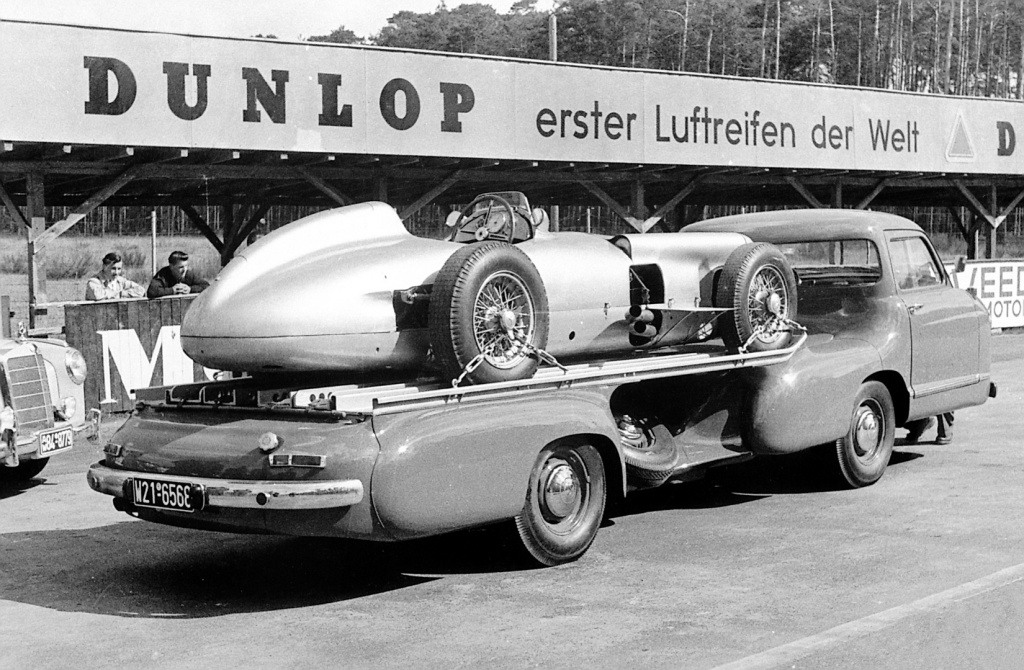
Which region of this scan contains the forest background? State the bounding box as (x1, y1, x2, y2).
(4, 0, 1024, 296)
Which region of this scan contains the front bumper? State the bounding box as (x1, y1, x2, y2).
(87, 463, 364, 510)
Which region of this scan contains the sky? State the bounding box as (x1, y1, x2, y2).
(0, 0, 554, 41)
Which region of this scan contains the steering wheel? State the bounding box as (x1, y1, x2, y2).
(456, 194, 517, 243)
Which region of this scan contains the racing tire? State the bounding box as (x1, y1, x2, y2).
(429, 242, 549, 385)
(716, 243, 798, 352)
(0, 457, 49, 482)
(834, 381, 895, 488)
(515, 440, 606, 567)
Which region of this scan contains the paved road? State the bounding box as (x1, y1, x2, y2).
(3, 335, 1023, 669)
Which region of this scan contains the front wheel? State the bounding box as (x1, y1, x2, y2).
(515, 441, 606, 566)
(834, 381, 895, 488)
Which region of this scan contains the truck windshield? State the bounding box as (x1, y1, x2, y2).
(777, 239, 882, 285)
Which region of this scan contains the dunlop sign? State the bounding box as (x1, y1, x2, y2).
(3, 19, 1024, 172)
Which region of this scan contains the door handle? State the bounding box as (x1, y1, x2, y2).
(907, 303, 923, 314)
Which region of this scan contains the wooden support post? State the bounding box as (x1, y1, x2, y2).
(0, 180, 28, 229)
(966, 214, 980, 260)
(26, 173, 47, 328)
(986, 184, 998, 259)
(832, 179, 843, 208)
(630, 179, 648, 224)
(399, 170, 465, 220)
(855, 178, 891, 210)
(374, 176, 388, 203)
(297, 167, 353, 206)
(785, 176, 824, 208)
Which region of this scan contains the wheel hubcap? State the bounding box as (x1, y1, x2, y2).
(853, 403, 882, 458)
(473, 271, 535, 369)
(540, 460, 581, 522)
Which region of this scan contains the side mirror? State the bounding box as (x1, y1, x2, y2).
(444, 211, 461, 228)
(954, 256, 967, 273)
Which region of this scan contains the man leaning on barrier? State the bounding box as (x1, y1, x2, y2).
(147, 250, 210, 299)
(84, 252, 146, 301)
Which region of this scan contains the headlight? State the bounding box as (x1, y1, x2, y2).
(65, 347, 87, 385)
(58, 396, 77, 421)
(0, 405, 14, 432)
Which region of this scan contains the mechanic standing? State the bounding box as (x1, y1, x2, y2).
(147, 250, 209, 299)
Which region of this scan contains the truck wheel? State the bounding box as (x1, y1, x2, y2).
(834, 381, 895, 488)
(515, 441, 606, 566)
(716, 243, 798, 352)
(429, 242, 549, 385)
(0, 458, 48, 481)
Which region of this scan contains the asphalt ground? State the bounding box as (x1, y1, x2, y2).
(2, 334, 1023, 669)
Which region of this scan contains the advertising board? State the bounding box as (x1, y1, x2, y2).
(3, 20, 1024, 174)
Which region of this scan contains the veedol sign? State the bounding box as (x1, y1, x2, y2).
(2, 19, 1024, 173)
(948, 260, 1024, 329)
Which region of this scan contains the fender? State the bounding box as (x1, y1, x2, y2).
(370, 388, 621, 539)
(744, 335, 890, 454)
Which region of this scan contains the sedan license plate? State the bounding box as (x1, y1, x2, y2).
(38, 427, 73, 455)
(129, 478, 203, 513)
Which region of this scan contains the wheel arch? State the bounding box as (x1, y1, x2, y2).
(863, 369, 911, 426)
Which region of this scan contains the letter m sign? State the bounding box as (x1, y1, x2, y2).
(97, 326, 197, 403)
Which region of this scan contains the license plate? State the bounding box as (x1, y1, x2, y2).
(129, 477, 203, 513)
(38, 427, 73, 455)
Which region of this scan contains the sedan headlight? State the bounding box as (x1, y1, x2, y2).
(65, 347, 87, 385)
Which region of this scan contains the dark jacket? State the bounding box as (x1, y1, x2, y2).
(147, 266, 210, 299)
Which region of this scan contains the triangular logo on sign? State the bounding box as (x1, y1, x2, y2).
(946, 112, 976, 162)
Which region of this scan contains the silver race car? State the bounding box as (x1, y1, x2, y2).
(181, 192, 797, 384)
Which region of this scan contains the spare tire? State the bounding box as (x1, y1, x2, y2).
(429, 242, 549, 385)
(716, 243, 798, 352)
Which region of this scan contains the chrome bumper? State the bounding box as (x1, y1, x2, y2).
(87, 463, 364, 510)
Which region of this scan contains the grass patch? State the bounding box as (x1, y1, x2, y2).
(0, 235, 222, 284)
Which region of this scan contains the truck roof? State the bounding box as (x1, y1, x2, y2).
(683, 209, 924, 243)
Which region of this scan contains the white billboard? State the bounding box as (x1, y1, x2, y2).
(948, 260, 1024, 329)
(3, 20, 1024, 173)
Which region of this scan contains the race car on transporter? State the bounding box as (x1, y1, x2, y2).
(180, 192, 798, 384)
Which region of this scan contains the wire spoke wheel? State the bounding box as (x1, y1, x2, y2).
(716, 243, 799, 352)
(472, 271, 535, 369)
(745, 264, 790, 346)
(429, 242, 549, 385)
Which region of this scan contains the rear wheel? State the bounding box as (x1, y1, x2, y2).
(0, 457, 49, 481)
(429, 242, 549, 385)
(716, 243, 798, 352)
(515, 441, 606, 566)
(834, 381, 895, 488)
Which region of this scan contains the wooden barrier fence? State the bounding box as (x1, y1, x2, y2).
(64, 296, 207, 413)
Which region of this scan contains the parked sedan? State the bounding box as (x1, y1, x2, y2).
(2, 326, 99, 480)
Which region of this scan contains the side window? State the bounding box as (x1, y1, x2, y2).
(889, 236, 943, 291)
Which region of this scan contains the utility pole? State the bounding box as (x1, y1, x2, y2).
(549, 12, 560, 232)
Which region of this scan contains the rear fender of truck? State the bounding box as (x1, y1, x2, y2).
(744, 336, 898, 454)
(101, 406, 385, 538)
(370, 388, 622, 540)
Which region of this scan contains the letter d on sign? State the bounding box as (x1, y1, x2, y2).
(84, 56, 137, 115)
(998, 121, 1016, 156)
